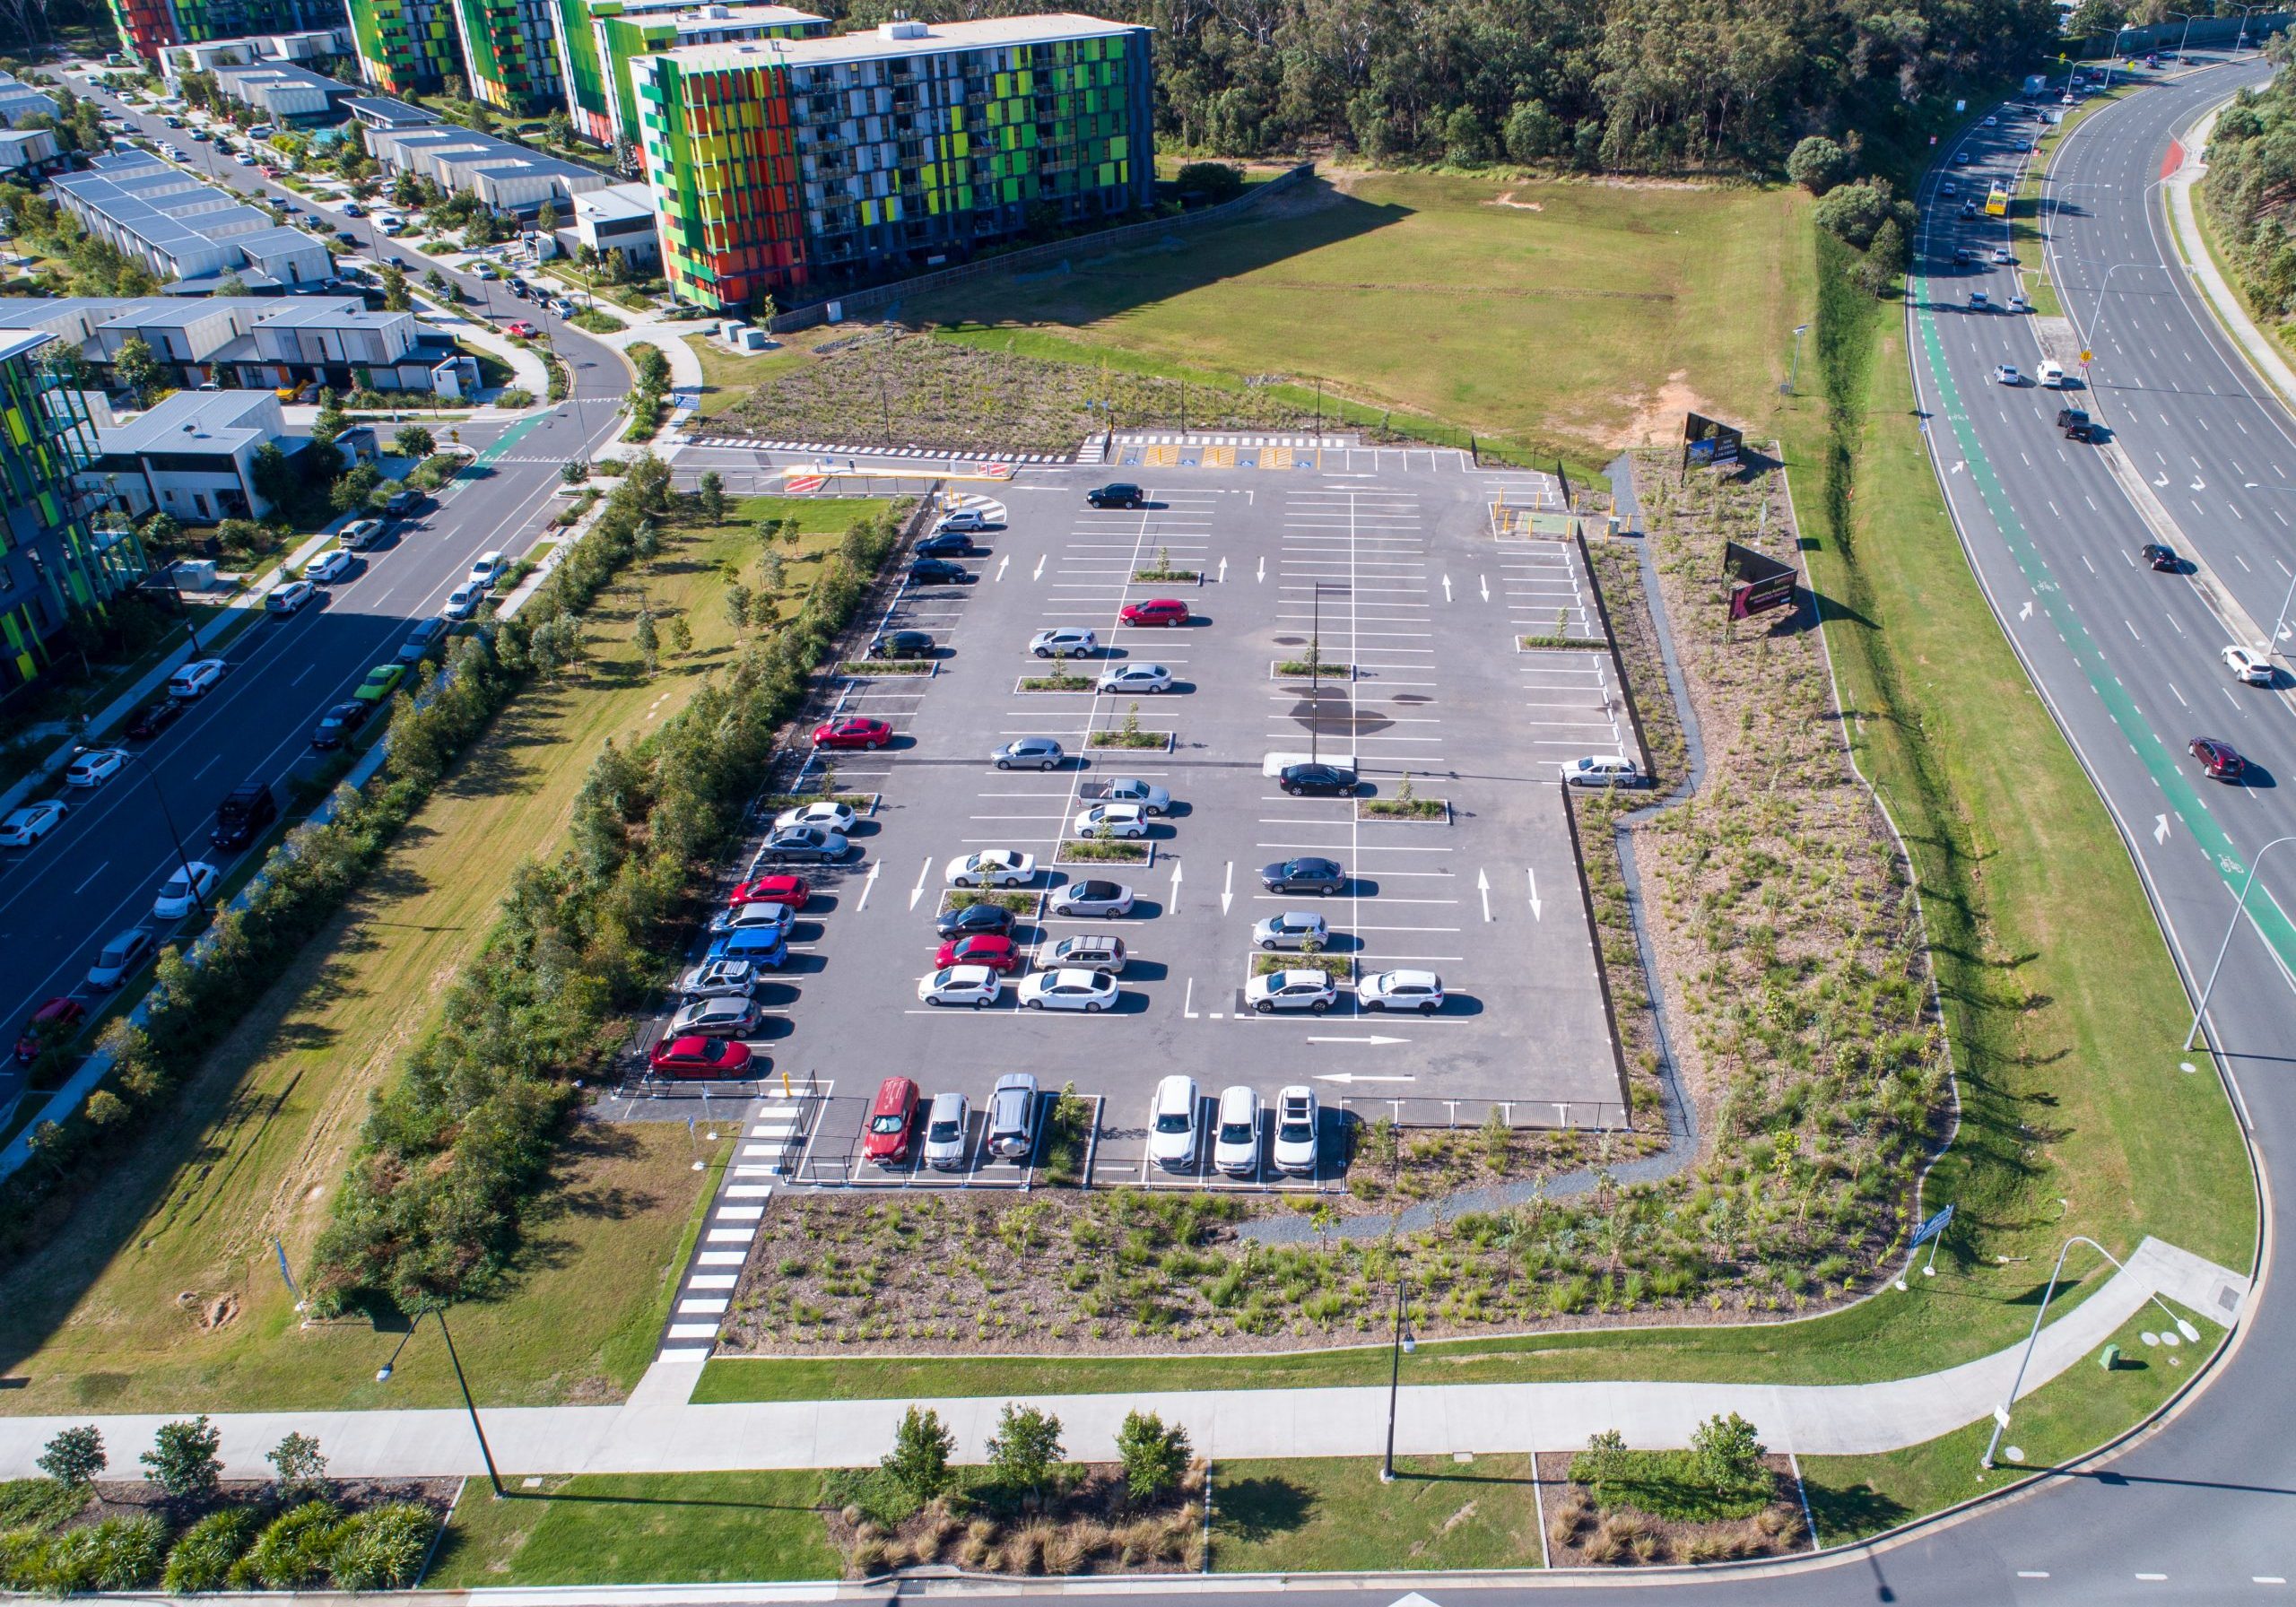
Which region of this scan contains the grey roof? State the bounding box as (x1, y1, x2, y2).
(576, 182, 655, 223)
(99, 389, 277, 456)
(344, 96, 440, 127)
(378, 125, 604, 184)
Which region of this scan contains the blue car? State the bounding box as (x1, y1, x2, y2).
(707, 926, 789, 969)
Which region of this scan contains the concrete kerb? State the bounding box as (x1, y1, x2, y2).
(2165, 102, 2296, 415)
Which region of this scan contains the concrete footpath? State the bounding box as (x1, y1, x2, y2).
(0, 1237, 2245, 1481)
(2166, 106, 2296, 413)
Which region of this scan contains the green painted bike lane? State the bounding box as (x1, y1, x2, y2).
(1912, 277, 2296, 980)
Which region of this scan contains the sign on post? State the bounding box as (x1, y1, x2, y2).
(1911, 1203, 1956, 1246)
(1723, 541, 1798, 621)
(1683, 411, 1744, 471)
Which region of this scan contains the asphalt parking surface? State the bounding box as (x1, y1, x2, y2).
(624, 447, 1632, 1183)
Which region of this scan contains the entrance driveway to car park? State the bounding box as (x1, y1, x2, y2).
(618, 447, 1637, 1188)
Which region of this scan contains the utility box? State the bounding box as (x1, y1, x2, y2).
(2100, 1343, 2123, 1370)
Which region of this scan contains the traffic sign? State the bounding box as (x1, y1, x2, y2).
(2080, 350, 2093, 363)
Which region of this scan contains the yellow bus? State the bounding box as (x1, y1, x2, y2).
(1986, 185, 2010, 218)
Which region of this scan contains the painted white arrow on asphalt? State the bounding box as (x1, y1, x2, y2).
(2020, 599, 2033, 621)
(1257, 555, 1266, 583)
(908, 855, 932, 910)
(2153, 472, 2170, 487)
(1443, 574, 1454, 602)
(856, 859, 882, 912)
(1479, 574, 1491, 602)
(1477, 867, 1492, 922)
(1218, 556, 1228, 582)
(2190, 478, 2206, 491)
(1169, 858, 1183, 915)
(2154, 813, 2171, 845)
(1310, 1062, 1413, 1073)
(996, 554, 1011, 583)
(1527, 866, 1542, 921)
(1951, 460, 1966, 475)
(1221, 860, 1234, 915)
(1031, 553, 1044, 581)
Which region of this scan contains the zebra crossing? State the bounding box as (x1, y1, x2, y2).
(655, 1094, 816, 1362)
(1113, 432, 1361, 448)
(682, 435, 1073, 463)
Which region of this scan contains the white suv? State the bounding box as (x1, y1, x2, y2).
(2223, 644, 2274, 686)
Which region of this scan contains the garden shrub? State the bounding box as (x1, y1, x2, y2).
(42, 1515, 166, 1592)
(234, 1499, 340, 1589)
(161, 1507, 260, 1593)
(326, 1501, 436, 1589)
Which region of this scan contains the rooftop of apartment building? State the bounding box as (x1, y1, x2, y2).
(97, 388, 283, 457)
(344, 96, 442, 129)
(371, 124, 607, 184)
(573, 181, 654, 224)
(0, 329, 52, 366)
(649, 13, 1138, 73)
(213, 59, 352, 98)
(0, 69, 61, 126)
(632, 3, 826, 35)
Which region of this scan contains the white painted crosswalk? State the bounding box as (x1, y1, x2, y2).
(655, 1099, 814, 1360)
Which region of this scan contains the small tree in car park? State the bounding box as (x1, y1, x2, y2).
(1580, 1428, 1628, 1499)
(698, 470, 726, 522)
(266, 1431, 327, 1501)
(38, 1424, 106, 1489)
(1116, 1411, 1191, 1505)
(883, 1405, 955, 1503)
(393, 424, 434, 460)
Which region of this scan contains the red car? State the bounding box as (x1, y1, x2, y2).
(2189, 737, 2248, 780)
(505, 320, 538, 338)
(14, 996, 86, 1064)
(934, 933, 1021, 973)
(863, 1075, 920, 1165)
(1120, 598, 1190, 628)
(729, 872, 810, 909)
(649, 1033, 754, 1079)
(813, 717, 891, 751)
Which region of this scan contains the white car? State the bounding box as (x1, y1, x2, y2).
(1095, 777, 1170, 814)
(1016, 967, 1118, 1012)
(265, 578, 316, 613)
(946, 848, 1036, 888)
(1247, 969, 1337, 1014)
(65, 748, 128, 787)
(305, 548, 356, 583)
(1272, 1085, 1319, 1175)
(342, 518, 387, 550)
(2223, 645, 2275, 686)
(1072, 804, 1148, 839)
(168, 657, 228, 699)
(1148, 1074, 1199, 1171)
(933, 508, 990, 534)
(1992, 364, 2021, 387)
(1030, 627, 1098, 658)
(0, 799, 67, 847)
(1982, 114, 1998, 126)
(1991, 246, 2013, 265)
(918, 964, 1002, 1008)
(1213, 1084, 1261, 1177)
(708, 900, 794, 936)
(153, 860, 221, 918)
(1360, 969, 1447, 1013)
(775, 800, 857, 835)
(1561, 754, 1646, 788)
(2038, 360, 2066, 388)
(469, 551, 509, 588)
(1097, 662, 1171, 694)
(442, 583, 483, 620)
(923, 1090, 971, 1169)
(679, 957, 760, 999)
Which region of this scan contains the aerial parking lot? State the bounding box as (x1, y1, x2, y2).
(630, 444, 1636, 1186)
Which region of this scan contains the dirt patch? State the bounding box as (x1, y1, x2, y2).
(1536, 1453, 1809, 1566)
(1609, 371, 1725, 450)
(1487, 190, 1544, 211)
(201, 1293, 239, 1331)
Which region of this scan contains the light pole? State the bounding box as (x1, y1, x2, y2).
(1378, 1279, 1415, 1483)
(1983, 1237, 2201, 1469)
(117, 747, 210, 918)
(2074, 260, 2166, 379)
(2234, 4, 2264, 52)
(2183, 833, 2296, 1050)
(1782, 324, 1811, 395)
(377, 1305, 506, 1498)
(2166, 10, 2196, 62)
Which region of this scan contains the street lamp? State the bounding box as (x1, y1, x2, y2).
(1982, 1236, 2201, 1469)
(2182, 833, 2296, 1050)
(376, 1305, 506, 1498)
(1379, 1279, 1416, 1483)
(2165, 11, 2197, 63)
(2074, 260, 2168, 378)
(1782, 324, 1811, 395)
(116, 746, 210, 919)
(2235, 482, 2296, 651)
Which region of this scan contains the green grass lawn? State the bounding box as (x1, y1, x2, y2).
(0, 498, 889, 1415)
(906, 168, 1812, 477)
(1803, 1302, 2222, 1544)
(1212, 1455, 1543, 1572)
(683, 334, 808, 418)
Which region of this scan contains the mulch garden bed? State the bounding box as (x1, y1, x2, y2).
(1536, 1452, 1810, 1566)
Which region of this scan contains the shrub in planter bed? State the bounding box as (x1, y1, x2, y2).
(162, 1507, 261, 1592)
(233, 1499, 339, 1589)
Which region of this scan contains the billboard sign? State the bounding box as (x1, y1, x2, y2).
(1683, 411, 1744, 470)
(1724, 540, 1798, 620)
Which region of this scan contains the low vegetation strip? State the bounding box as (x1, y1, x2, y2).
(310, 500, 912, 1312)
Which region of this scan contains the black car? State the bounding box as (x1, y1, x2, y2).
(916, 531, 978, 558)
(335, 230, 359, 248)
(310, 699, 370, 750)
(1279, 762, 1359, 797)
(384, 489, 423, 517)
(2057, 406, 2096, 442)
(871, 630, 935, 658)
(908, 557, 970, 585)
(1259, 856, 1346, 895)
(124, 698, 185, 741)
(210, 781, 277, 851)
(936, 900, 1017, 940)
(1088, 483, 1145, 508)
(2141, 543, 2179, 572)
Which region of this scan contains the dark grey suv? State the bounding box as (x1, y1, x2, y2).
(986, 1073, 1039, 1160)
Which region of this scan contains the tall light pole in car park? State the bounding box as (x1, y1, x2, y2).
(117, 747, 210, 919)
(1379, 1279, 1415, 1483)
(377, 1305, 506, 1498)
(2184, 834, 2296, 1052)
(2074, 260, 2167, 382)
(1309, 581, 1348, 768)
(2166, 10, 2197, 63)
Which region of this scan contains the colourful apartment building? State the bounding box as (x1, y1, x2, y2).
(0, 332, 147, 697)
(452, 0, 561, 111)
(345, 0, 462, 96)
(107, 0, 349, 65)
(550, 0, 822, 156)
(631, 14, 1153, 312)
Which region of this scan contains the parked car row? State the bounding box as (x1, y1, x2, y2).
(860, 1072, 1042, 1169)
(1150, 1078, 1323, 1176)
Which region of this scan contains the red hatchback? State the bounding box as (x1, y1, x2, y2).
(2190, 737, 2248, 781)
(729, 872, 811, 909)
(934, 933, 1021, 973)
(649, 1034, 755, 1079)
(864, 1075, 921, 1165)
(813, 717, 891, 751)
(14, 996, 85, 1064)
(1120, 598, 1190, 628)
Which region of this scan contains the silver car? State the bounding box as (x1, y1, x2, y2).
(1272, 1085, 1319, 1175)
(1253, 910, 1330, 951)
(985, 1073, 1039, 1160)
(671, 995, 762, 1038)
(923, 1090, 970, 1170)
(678, 957, 759, 999)
(1040, 934, 1126, 974)
(993, 736, 1066, 771)
(1030, 627, 1098, 658)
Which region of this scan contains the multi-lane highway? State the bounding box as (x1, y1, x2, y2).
(0, 76, 632, 1098)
